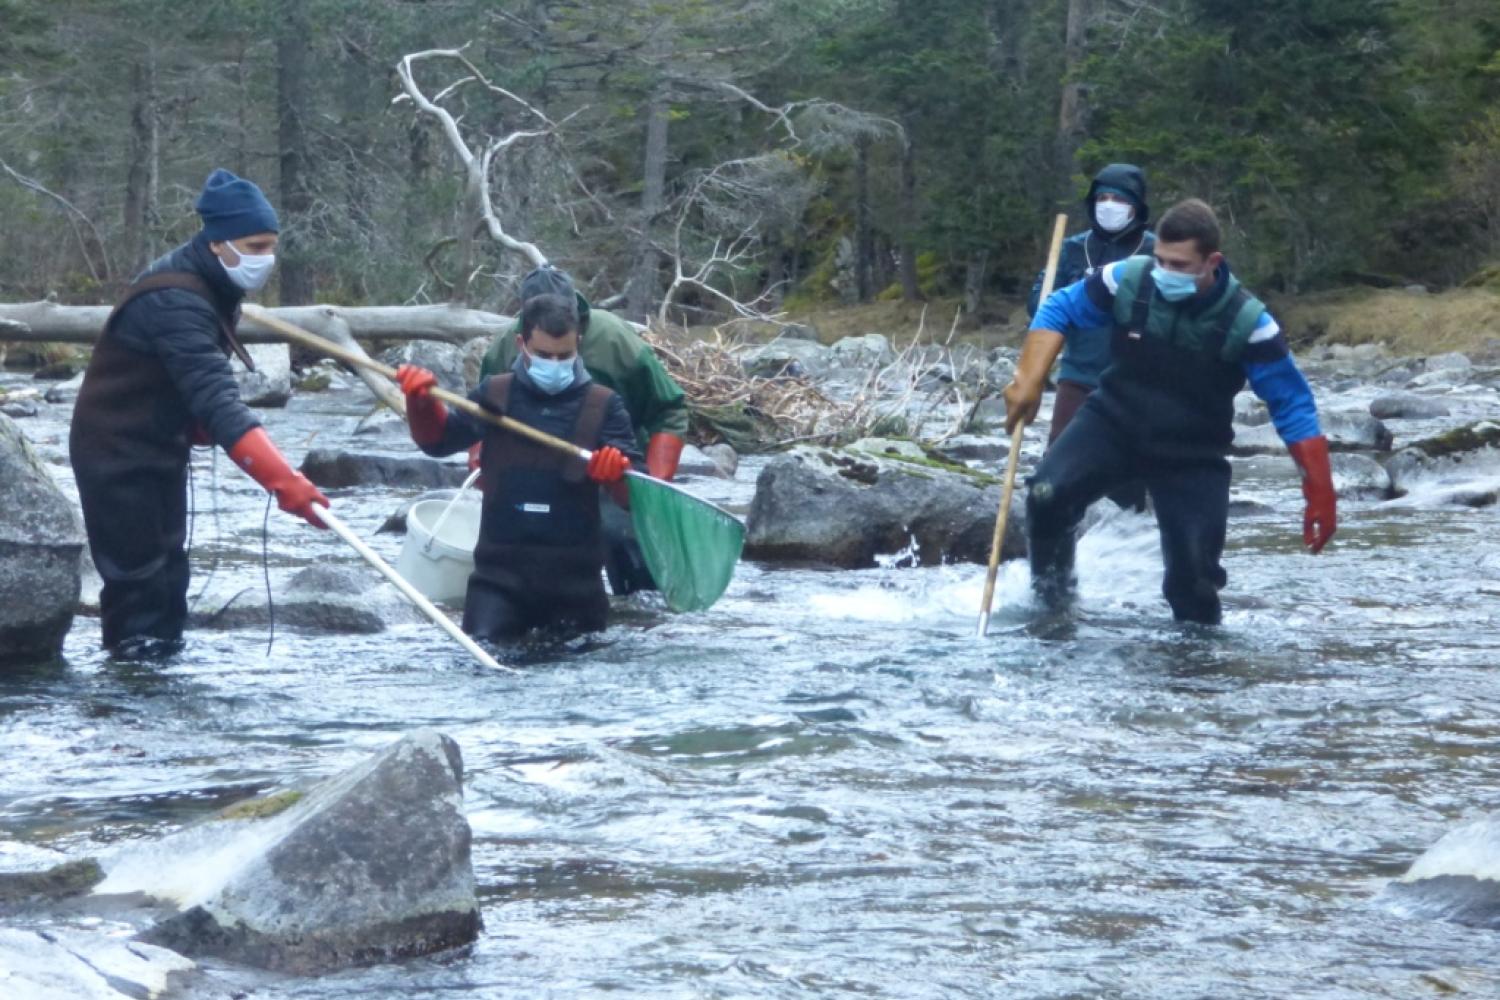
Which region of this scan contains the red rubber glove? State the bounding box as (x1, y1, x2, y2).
(1287, 434, 1336, 554)
(396, 364, 447, 446)
(646, 432, 685, 481)
(227, 427, 329, 528)
(586, 445, 630, 484)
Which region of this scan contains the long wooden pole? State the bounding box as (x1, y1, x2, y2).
(313, 504, 517, 674)
(976, 212, 1069, 637)
(244, 304, 587, 460)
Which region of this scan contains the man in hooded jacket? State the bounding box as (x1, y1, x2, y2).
(1026, 163, 1156, 447)
(69, 169, 328, 660)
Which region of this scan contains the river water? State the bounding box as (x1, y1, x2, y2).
(3, 360, 1500, 998)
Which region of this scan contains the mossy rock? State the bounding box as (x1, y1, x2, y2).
(1408, 422, 1500, 459)
(217, 789, 304, 821)
(0, 859, 104, 904)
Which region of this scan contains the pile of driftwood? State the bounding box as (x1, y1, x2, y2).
(643, 327, 850, 449)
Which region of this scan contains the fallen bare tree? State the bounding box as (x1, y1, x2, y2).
(0, 302, 516, 414)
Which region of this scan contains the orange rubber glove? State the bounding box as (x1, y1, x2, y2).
(396, 364, 447, 446)
(646, 432, 685, 481)
(586, 445, 630, 484)
(228, 427, 329, 528)
(1287, 434, 1336, 554)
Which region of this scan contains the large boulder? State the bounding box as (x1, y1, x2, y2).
(739, 338, 831, 379)
(744, 444, 1023, 568)
(828, 333, 895, 369)
(139, 730, 480, 974)
(302, 448, 470, 489)
(1384, 421, 1500, 496)
(1384, 813, 1500, 929)
(231, 343, 293, 407)
(0, 413, 83, 665)
(380, 340, 467, 393)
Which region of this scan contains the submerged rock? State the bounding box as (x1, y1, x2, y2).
(301, 447, 470, 489)
(744, 444, 1023, 568)
(0, 412, 83, 665)
(1369, 391, 1451, 420)
(1330, 452, 1393, 500)
(1230, 410, 1393, 455)
(0, 926, 196, 1000)
(189, 564, 423, 633)
(1384, 813, 1500, 929)
(140, 730, 480, 974)
(1383, 421, 1500, 496)
(232, 343, 293, 407)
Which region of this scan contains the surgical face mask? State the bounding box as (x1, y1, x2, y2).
(525, 349, 575, 395)
(1153, 265, 1206, 302)
(218, 241, 276, 291)
(1095, 200, 1135, 233)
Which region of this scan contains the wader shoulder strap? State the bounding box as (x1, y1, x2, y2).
(106, 271, 254, 370)
(560, 384, 613, 484)
(482, 373, 515, 416)
(571, 385, 612, 449)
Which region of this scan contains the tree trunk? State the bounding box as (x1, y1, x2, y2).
(963, 250, 989, 316)
(898, 132, 921, 302)
(122, 52, 160, 280)
(626, 83, 670, 321)
(339, 36, 375, 301)
(1054, 0, 1092, 199)
(276, 1, 316, 305)
(855, 134, 874, 302)
(0, 301, 516, 345)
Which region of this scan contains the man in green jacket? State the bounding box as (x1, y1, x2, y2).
(479, 265, 689, 594)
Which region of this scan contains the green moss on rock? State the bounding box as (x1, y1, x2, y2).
(217, 789, 304, 821)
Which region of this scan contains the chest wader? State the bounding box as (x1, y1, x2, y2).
(69, 273, 250, 651)
(1027, 258, 1265, 623)
(465, 375, 614, 640)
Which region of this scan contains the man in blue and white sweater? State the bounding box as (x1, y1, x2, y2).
(1002, 198, 1336, 624)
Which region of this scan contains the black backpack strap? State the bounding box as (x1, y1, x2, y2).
(1128, 259, 1155, 335)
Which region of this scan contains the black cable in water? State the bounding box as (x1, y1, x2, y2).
(262, 492, 275, 657)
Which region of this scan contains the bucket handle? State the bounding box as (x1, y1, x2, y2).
(422, 467, 481, 555)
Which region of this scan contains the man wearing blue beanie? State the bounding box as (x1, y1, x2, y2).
(70, 169, 330, 661)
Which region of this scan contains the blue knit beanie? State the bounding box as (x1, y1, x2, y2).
(195, 169, 279, 242)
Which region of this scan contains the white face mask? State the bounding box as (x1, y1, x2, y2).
(1095, 200, 1135, 234)
(218, 240, 276, 291)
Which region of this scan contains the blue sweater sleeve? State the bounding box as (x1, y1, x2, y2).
(1031, 275, 1112, 335)
(1245, 354, 1320, 444)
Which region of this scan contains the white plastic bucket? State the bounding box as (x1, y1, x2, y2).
(396, 496, 481, 604)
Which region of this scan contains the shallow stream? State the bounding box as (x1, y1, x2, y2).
(3, 365, 1499, 998)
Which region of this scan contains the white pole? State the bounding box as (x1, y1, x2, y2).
(313, 504, 516, 674)
(422, 467, 482, 555)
